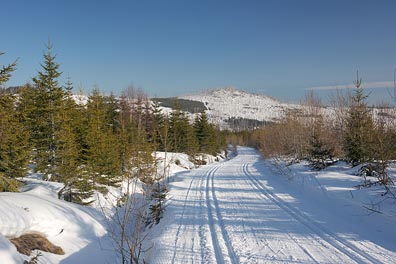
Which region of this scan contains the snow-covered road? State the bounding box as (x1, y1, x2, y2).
(148, 147, 396, 263)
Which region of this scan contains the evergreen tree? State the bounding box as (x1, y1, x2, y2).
(56, 80, 93, 203)
(143, 97, 154, 143)
(0, 53, 30, 192)
(308, 116, 335, 170)
(344, 73, 375, 166)
(151, 99, 169, 151)
(0, 52, 17, 87)
(118, 94, 133, 176)
(104, 93, 120, 133)
(64, 76, 73, 93)
(168, 107, 198, 154)
(0, 93, 31, 191)
(194, 111, 216, 154)
(85, 89, 121, 189)
(145, 182, 168, 227)
(29, 42, 65, 179)
(55, 82, 79, 182)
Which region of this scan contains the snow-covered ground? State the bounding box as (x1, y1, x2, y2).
(146, 147, 396, 263)
(0, 181, 115, 263)
(1, 147, 396, 263)
(0, 152, 221, 263)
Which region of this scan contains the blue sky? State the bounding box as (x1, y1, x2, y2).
(2, 0, 396, 102)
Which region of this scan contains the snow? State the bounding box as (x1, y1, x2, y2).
(71, 93, 88, 105)
(0, 179, 115, 263)
(0, 235, 23, 263)
(146, 147, 396, 263)
(0, 151, 217, 263)
(179, 87, 301, 128)
(1, 147, 396, 263)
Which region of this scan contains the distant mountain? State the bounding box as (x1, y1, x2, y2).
(179, 87, 300, 129)
(4, 85, 301, 130)
(1, 86, 23, 94)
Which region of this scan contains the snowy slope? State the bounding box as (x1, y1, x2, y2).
(179, 87, 300, 127)
(0, 181, 116, 264)
(146, 147, 396, 263)
(0, 152, 220, 263)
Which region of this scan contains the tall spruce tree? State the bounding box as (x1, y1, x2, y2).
(344, 73, 375, 166)
(0, 54, 30, 191)
(0, 54, 31, 191)
(151, 99, 169, 152)
(85, 89, 121, 190)
(56, 79, 93, 203)
(30, 42, 65, 179)
(194, 111, 216, 154)
(0, 52, 17, 87)
(168, 107, 198, 154)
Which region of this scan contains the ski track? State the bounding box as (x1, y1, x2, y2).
(171, 173, 198, 263)
(150, 147, 396, 264)
(206, 165, 239, 264)
(242, 156, 395, 264)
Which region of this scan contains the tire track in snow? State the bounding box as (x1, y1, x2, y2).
(234, 163, 284, 263)
(237, 161, 320, 263)
(243, 163, 384, 264)
(198, 168, 207, 263)
(205, 165, 239, 264)
(171, 173, 198, 263)
(210, 165, 239, 264)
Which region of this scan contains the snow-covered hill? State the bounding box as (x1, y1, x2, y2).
(67, 87, 302, 129)
(179, 87, 300, 129)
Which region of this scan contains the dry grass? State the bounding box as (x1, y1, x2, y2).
(9, 233, 64, 256)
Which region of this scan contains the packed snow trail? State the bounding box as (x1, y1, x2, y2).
(148, 147, 396, 263)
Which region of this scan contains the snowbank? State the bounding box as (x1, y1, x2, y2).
(0, 150, 226, 263)
(0, 181, 115, 263)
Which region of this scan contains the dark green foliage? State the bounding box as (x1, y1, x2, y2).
(58, 170, 95, 205)
(146, 183, 168, 227)
(168, 108, 198, 154)
(0, 94, 31, 180)
(194, 111, 225, 155)
(0, 53, 30, 192)
(0, 52, 17, 86)
(344, 74, 375, 166)
(225, 117, 271, 131)
(0, 45, 226, 201)
(308, 117, 335, 170)
(64, 76, 73, 93)
(155, 97, 206, 113)
(0, 174, 20, 192)
(55, 94, 79, 180)
(54, 91, 92, 203)
(194, 111, 215, 154)
(28, 42, 65, 178)
(85, 89, 122, 188)
(151, 99, 170, 152)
